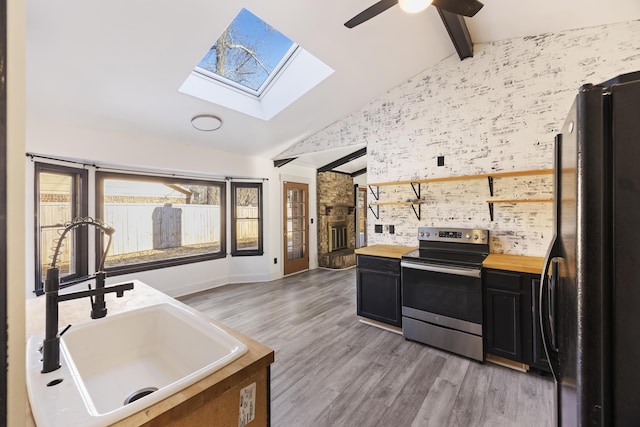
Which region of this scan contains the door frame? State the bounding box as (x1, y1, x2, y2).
(355, 185, 367, 249)
(282, 180, 310, 276)
(1, 0, 8, 419)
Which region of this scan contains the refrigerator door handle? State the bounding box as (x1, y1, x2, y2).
(547, 258, 559, 352)
(540, 242, 561, 381)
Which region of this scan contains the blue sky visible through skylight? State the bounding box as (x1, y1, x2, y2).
(197, 8, 296, 92)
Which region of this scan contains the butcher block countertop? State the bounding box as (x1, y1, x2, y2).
(483, 253, 545, 275)
(26, 280, 274, 426)
(355, 244, 417, 259)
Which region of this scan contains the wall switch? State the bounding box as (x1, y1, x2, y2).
(375, 224, 383, 233)
(437, 156, 445, 166)
(389, 225, 395, 234)
(310, 218, 314, 224)
(274, 258, 278, 264)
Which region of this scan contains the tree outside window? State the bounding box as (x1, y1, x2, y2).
(196, 8, 296, 94)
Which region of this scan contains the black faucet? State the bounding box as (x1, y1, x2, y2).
(41, 217, 134, 374)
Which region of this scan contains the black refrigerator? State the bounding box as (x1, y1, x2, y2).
(541, 71, 640, 426)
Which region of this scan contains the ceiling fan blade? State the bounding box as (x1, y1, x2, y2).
(431, 0, 484, 17)
(344, 0, 398, 28)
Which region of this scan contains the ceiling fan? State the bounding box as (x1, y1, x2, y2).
(344, 0, 484, 28)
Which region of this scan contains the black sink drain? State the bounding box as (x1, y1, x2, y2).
(124, 387, 158, 405)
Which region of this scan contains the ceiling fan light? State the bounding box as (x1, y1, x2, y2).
(398, 0, 431, 14)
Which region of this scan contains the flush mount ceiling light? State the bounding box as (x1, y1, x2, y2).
(398, 0, 432, 13)
(191, 114, 222, 131)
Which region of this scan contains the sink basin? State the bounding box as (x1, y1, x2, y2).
(27, 302, 248, 427)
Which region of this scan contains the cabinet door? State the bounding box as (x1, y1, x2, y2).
(530, 277, 551, 371)
(356, 267, 401, 327)
(485, 287, 522, 360)
(484, 270, 532, 364)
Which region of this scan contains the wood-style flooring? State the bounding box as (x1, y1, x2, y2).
(178, 267, 554, 427)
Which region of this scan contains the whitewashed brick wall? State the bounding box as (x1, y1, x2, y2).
(282, 20, 640, 256)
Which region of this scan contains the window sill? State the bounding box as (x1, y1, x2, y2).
(105, 252, 227, 277)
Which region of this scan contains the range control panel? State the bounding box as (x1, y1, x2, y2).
(439, 231, 462, 239)
(418, 227, 488, 244)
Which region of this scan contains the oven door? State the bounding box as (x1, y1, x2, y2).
(401, 260, 482, 325)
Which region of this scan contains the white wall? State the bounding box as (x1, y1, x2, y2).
(279, 19, 640, 257)
(25, 120, 318, 298)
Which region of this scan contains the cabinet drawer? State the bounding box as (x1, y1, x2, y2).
(357, 255, 400, 274)
(484, 269, 522, 291)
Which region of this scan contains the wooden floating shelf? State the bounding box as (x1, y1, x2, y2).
(369, 201, 423, 206)
(367, 180, 417, 187)
(368, 168, 553, 187)
(486, 199, 554, 203)
(366, 169, 554, 222)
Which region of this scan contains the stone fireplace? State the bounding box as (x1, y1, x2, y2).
(317, 172, 356, 269)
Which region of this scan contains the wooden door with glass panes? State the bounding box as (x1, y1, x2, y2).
(283, 182, 309, 275)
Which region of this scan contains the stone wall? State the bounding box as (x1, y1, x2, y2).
(279, 20, 640, 257)
(317, 171, 355, 268)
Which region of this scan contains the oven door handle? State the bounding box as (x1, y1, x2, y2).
(401, 261, 481, 278)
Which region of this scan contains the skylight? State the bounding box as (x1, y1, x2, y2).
(195, 8, 297, 95)
(179, 8, 334, 121)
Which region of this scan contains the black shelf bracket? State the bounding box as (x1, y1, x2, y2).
(368, 204, 379, 220)
(410, 182, 421, 200)
(368, 185, 379, 201)
(410, 204, 421, 220)
(487, 176, 495, 221)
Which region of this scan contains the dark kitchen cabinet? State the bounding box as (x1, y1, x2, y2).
(484, 269, 532, 364)
(356, 255, 402, 327)
(484, 268, 551, 372)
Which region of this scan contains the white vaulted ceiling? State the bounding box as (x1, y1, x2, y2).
(26, 0, 640, 159)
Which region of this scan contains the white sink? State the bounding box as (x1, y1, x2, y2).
(26, 302, 248, 427)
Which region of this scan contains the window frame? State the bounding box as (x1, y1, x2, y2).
(34, 163, 88, 295)
(95, 171, 227, 276)
(230, 182, 263, 257)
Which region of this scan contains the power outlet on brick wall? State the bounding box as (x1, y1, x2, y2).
(375, 224, 383, 233)
(437, 156, 445, 166)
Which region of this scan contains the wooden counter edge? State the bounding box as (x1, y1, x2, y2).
(483, 253, 545, 275)
(354, 244, 417, 259)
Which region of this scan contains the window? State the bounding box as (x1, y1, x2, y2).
(96, 173, 226, 275)
(179, 8, 334, 121)
(35, 163, 88, 294)
(231, 182, 263, 256)
(196, 8, 297, 95)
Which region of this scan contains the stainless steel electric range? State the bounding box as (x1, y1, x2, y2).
(401, 227, 489, 361)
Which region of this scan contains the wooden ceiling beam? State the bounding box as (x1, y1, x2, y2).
(437, 8, 474, 60)
(317, 147, 367, 173)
